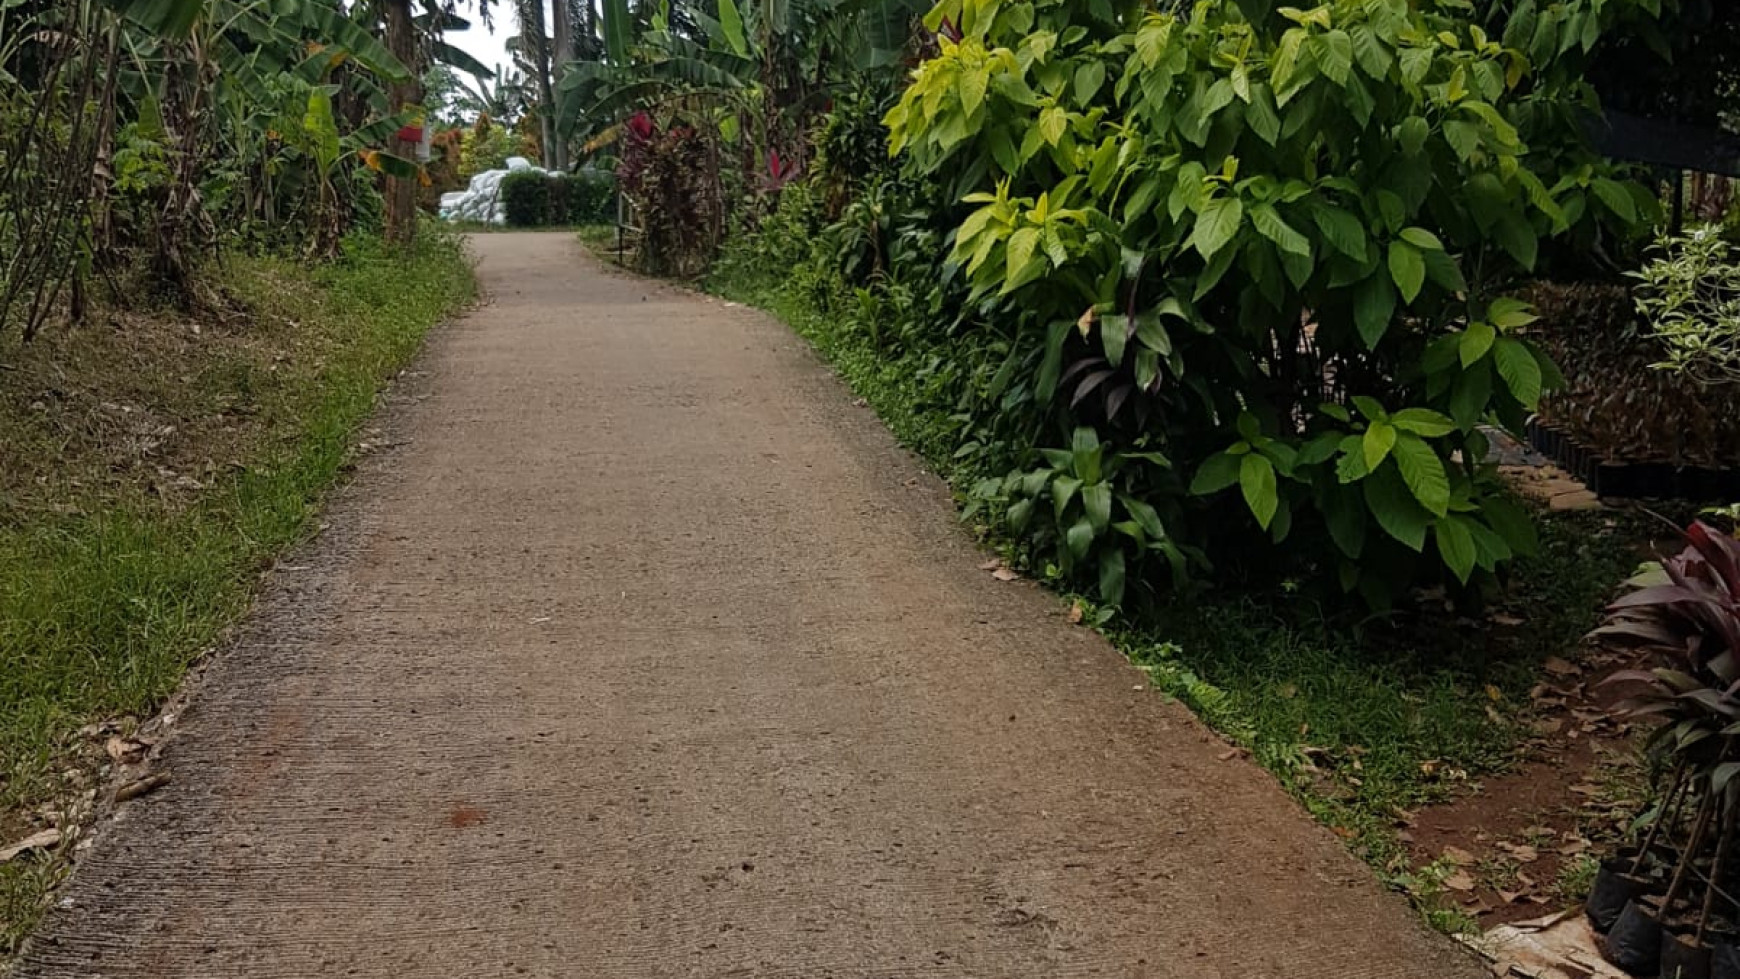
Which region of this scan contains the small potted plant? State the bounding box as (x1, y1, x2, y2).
(1594, 521, 1740, 976)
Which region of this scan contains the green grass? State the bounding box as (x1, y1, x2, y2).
(704, 252, 1648, 916)
(0, 229, 474, 954)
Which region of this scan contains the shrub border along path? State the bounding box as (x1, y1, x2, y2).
(699, 241, 1650, 933)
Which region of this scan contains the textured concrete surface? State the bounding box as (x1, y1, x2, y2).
(15, 233, 1483, 978)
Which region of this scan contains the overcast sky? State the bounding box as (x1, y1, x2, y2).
(446, 0, 518, 82)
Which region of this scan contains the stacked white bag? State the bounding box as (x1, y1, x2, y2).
(438, 157, 553, 225)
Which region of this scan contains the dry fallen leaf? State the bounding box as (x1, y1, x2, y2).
(991, 567, 1019, 582)
(979, 559, 1002, 571)
(1442, 845, 1478, 866)
(1491, 612, 1526, 627)
(1543, 656, 1580, 677)
(114, 771, 171, 803)
(0, 828, 62, 864)
(1077, 306, 1097, 337)
(1066, 603, 1084, 625)
(1498, 888, 1525, 904)
(1443, 870, 1477, 891)
(104, 736, 150, 766)
(1497, 842, 1540, 863)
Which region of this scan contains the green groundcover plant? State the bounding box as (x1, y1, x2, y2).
(882, 0, 1658, 606)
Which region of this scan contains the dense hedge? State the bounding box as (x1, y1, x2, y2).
(501, 170, 616, 228)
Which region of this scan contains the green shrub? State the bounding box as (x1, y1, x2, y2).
(501, 170, 551, 227)
(1632, 225, 1740, 389)
(882, 0, 1659, 607)
(568, 170, 616, 224)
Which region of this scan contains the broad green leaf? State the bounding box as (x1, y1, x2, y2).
(1101, 313, 1128, 367)
(1246, 83, 1281, 144)
(1387, 240, 1425, 303)
(1311, 204, 1368, 262)
(1325, 486, 1367, 558)
(1592, 177, 1637, 222)
(1252, 204, 1310, 257)
(1494, 337, 1544, 407)
(1460, 321, 1496, 367)
(1494, 213, 1538, 269)
(1074, 61, 1106, 104)
(1098, 546, 1126, 605)
(1449, 361, 1494, 429)
(1398, 116, 1429, 155)
(1482, 495, 1539, 557)
(1036, 319, 1070, 403)
(1391, 433, 1450, 516)
(1434, 516, 1478, 584)
(1399, 227, 1443, 251)
(1066, 516, 1095, 560)
(1038, 105, 1069, 146)
(718, 0, 750, 57)
(1240, 453, 1279, 529)
(1191, 452, 1242, 495)
(1082, 481, 1113, 531)
(1391, 408, 1456, 437)
(1364, 465, 1429, 552)
(1052, 475, 1082, 518)
(1191, 197, 1244, 259)
(1363, 420, 1397, 470)
(1354, 273, 1396, 349)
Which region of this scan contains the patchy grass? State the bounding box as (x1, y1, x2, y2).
(704, 252, 1652, 928)
(0, 229, 474, 955)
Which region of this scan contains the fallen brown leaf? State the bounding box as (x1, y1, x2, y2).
(979, 559, 1002, 571)
(1497, 842, 1540, 863)
(1491, 613, 1526, 627)
(0, 828, 62, 864)
(114, 771, 171, 803)
(1066, 603, 1084, 625)
(991, 567, 1019, 582)
(105, 735, 150, 766)
(1543, 656, 1580, 677)
(1442, 845, 1478, 866)
(1443, 870, 1477, 891)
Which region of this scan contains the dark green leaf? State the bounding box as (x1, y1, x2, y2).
(1435, 516, 1478, 584)
(1354, 273, 1396, 349)
(1098, 546, 1126, 605)
(1190, 452, 1241, 495)
(1364, 465, 1430, 552)
(1391, 433, 1450, 516)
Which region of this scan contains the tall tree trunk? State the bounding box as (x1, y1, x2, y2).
(549, 0, 572, 170)
(384, 0, 420, 246)
(516, 0, 559, 169)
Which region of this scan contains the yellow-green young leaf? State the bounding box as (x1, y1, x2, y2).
(1191, 197, 1244, 259)
(1387, 240, 1425, 303)
(717, 0, 750, 56)
(1459, 321, 1496, 367)
(1434, 516, 1478, 584)
(1493, 337, 1544, 407)
(960, 67, 988, 117)
(1003, 226, 1043, 292)
(1487, 296, 1539, 330)
(1239, 453, 1279, 529)
(1038, 105, 1069, 146)
(1391, 433, 1450, 516)
(1252, 204, 1311, 257)
(1399, 226, 1443, 251)
(1363, 419, 1397, 470)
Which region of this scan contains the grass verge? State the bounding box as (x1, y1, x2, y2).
(702, 255, 1647, 930)
(0, 228, 475, 955)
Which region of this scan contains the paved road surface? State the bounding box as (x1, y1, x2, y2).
(16, 233, 1482, 978)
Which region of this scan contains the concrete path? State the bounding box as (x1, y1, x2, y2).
(16, 233, 1482, 978)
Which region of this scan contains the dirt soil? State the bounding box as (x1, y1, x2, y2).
(12, 233, 1481, 978)
(1405, 644, 1647, 927)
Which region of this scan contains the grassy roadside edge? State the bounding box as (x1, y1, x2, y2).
(0, 229, 477, 956)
